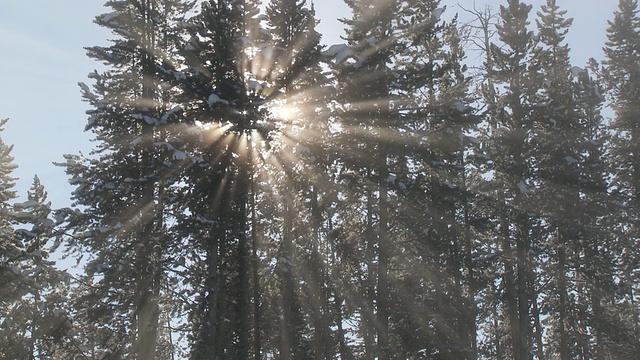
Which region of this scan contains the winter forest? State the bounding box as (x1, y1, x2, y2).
(2, 0, 640, 358)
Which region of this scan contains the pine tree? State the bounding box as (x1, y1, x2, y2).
(390, 1, 482, 358)
(485, 1, 537, 358)
(175, 0, 327, 358)
(0, 119, 27, 359)
(59, 1, 193, 358)
(571, 60, 627, 360)
(0, 120, 18, 284)
(602, 0, 640, 356)
(176, 1, 265, 358)
(531, 2, 584, 358)
(326, 1, 402, 357)
(264, 0, 325, 358)
(8, 176, 72, 359)
(0, 147, 71, 360)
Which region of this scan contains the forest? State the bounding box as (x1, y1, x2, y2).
(1, 0, 640, 359)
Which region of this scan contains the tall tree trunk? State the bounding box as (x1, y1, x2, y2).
(531, 283, 545, 360)
(559, 244, 569, 360)
(452, 248, 466, 359)
(280, 194, 296, 360)
(377, 162, 390, 360)
(335, 292, 349, 360)
(137, 258, 161, 360)
(135, 200, 161, 360)
(250, 161, 261, 360)
(502, 212, 521, 359)
(218, 235, 229, 360)
(492, 286, 502, 358)
(237, 152, 250, 359)
(206, 169, 232, 360)
(592, 277, 606, 360)
(516, 230, 531, 360)
(363, 184, 376, 359)
(203, 232, 219, 359)
(577, 279, 590, 360)
(633, 126, 640, 340)
(461, 155, 478, 360)
(329, 215, 351, 360)
(309, 185, 330, 360)
(29, 291, 39, 360)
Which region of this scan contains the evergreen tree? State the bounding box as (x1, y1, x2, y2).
(485, 1, 537, 358)
(531, 2, 585, 358)
(0, 120, 18, 287)
(176, 0, 325, 358)
(391, 1, 482, 358)
(326, 1, 482, 358)
(602, 0, 640, 356)
(263, 0, 325, 358)
(60, 1, 193, 358)
(0, 143, 72, 360)
(0, 119, 26, 359)
(6, 176, 72, 359)
(572, 62, 620, 360)
(572, 60, 630, 360)
(176, 1, 266, 358)
(327, 1, 402, 357)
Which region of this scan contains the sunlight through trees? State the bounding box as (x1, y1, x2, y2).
(2, 0, 640, 359)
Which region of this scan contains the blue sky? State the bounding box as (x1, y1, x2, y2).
(0, 0, 619, 208)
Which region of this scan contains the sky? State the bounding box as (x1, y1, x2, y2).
(0, 0, 621, 209)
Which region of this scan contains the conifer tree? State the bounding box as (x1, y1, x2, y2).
(571, 63, 620, 360)
(176, 0, 326, 358)
(0, 119, 26, 359)
(531, 2, 584, 358)
(0, 146, 71, 360)
(602, 0, 640, 356)
(391, 1, 482, 358)
(60, 1, 193, 358)
(263, 0, 325, 358)
(0, 120, 18, 281)
(176, 1, 267, 358)
(571, 61, 628, 359)
(327, 1, 402, 357)
(7, 176, 72, 359)
(485, 1, 537, 358)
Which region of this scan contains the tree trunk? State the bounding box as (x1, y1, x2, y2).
(237, 158, 250, 359)
(203, 232, 219, 359)
(377, 158, 390, 360)
(329, 215, 351, 360)
(502, 213, 521, 359)
(592, 280, 606, 360)
(531, 284, 545, 360)
(216, 234, 228, 360)
(280, 194, 296, 360)
(309, 185, 330, 360)
(516, 232, 531, 360)
(29, 291, 38, 360)
(250, 163, 261, 360)
(559, 244, 569, 360)
(363, 185, 376, 359)
(461, 155, 478, 360)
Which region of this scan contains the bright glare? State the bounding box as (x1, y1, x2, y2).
(270, 102, 297, 122)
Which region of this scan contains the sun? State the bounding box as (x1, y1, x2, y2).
(269, 100, 297, 124)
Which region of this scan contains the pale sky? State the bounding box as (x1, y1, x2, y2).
(0, 0, 619, 208)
